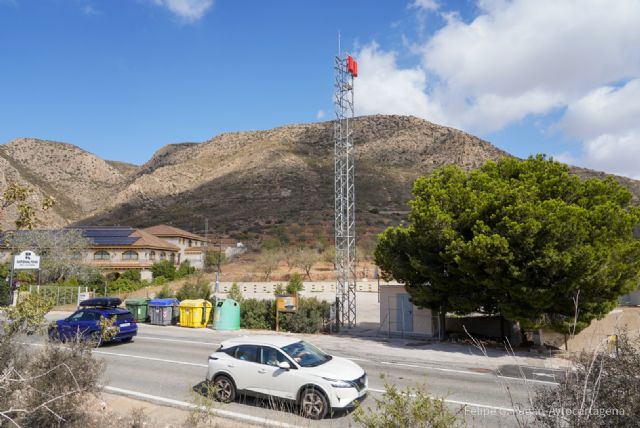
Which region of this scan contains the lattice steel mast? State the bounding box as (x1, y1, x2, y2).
(334, 42, 358, 329)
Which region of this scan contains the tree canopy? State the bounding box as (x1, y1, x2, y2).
(375, 155, 640, 333)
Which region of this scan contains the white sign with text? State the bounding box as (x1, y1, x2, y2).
(13, 250, 40, 270)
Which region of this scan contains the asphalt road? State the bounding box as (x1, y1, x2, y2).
(56, 324, 563, 427)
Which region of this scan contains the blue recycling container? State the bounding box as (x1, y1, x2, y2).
(148, 298, 180, 326)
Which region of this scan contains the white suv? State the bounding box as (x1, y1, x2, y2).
(205, 335, 367, 419)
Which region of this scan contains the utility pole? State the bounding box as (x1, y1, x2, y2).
(334, 37, 358, 329)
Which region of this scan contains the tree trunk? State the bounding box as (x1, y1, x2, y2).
(438, 308, 447, 340)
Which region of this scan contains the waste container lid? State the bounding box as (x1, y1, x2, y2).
(149, 298, 179, 306)
(124, 298, 150, 305)
(179, 299, 212, 308)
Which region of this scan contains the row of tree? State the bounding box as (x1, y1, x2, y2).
(375, 156, 640, 334)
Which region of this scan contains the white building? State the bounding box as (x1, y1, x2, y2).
(143, 224, 207, 269)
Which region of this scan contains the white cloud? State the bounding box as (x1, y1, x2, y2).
(355, 0, 640, 177)
(559, 80, 640, 141)
(355, 43, 446, 124)
(580, 132, 640, 179)
(316, 110, 326, 120)
(411, 0, 439, 11)
(557, 80, 640, 177)
(152, 0, 213, 22)
(83, 4, 100, 16)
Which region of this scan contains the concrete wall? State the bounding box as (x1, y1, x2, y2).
(620, 289, 640, 306)
(379, 285, 433, 337)
(216, 280, 385, 294)
(446, 315, 521, 345)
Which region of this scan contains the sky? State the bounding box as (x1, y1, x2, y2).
(1, 0, 639, 179)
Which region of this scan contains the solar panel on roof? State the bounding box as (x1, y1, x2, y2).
(91, 237, 138, 245)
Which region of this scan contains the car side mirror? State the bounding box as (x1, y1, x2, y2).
(277, 361, 291, 371)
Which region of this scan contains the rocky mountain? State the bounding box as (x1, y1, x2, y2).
(0, 139, 128, 230)
(1, 115, 638, 241)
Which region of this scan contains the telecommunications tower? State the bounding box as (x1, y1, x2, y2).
(334, 42, 358, 329)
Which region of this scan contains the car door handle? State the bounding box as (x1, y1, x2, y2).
(258, 369, 267, 374)
(227, 364, 235, 368)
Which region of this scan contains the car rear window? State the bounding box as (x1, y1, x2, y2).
(116, 312, 133, 322)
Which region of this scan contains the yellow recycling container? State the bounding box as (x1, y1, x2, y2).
(179, 299, 212, 328)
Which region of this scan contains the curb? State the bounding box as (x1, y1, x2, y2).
(102, 385, 300, 428)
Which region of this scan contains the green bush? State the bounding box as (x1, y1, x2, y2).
(176, 261, 196, 278)
(239, 297, 330, 333)
(153, 275, 167, 285)
(353, 382, 463, 428)
(279, 297, 331, 333)
(286, 273, 304, 296)
(151, 260, 176, 280)
(273, 283, 285, 296)
(155, 284, 174, 299)
(176, 275, 211, 301)
(240, 298, 276, 329)
(228, 282, 243, 302)
(0, 263, 10, 306)
(107, 278, 145, 294)
(121, 269, 141, 282)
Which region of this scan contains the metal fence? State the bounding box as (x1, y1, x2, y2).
(28, 285, 89, 306)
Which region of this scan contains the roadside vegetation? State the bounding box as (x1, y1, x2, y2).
(375, 155, 640, 342)
(532, 331, 640, 427)
(354, 381, 464, 428)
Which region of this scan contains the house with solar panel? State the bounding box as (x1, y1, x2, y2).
(76, 226, 180, 280)
(142, 224, 208, 270)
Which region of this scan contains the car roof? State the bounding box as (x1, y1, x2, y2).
(220, 334, 302, 349)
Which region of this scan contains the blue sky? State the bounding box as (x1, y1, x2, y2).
(1, 1, 639, 179)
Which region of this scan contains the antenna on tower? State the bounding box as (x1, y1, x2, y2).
(333, 38, 358, 330)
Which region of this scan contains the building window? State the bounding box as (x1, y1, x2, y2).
(71, 251, 83, 260)
(150, 251, 156, 261)
(94, 251, 110, 260)
(122, 251, 139, 261)
(188, 239, 192, 247)
(160, 252, 166, 261)
(170, 253, 176, 264)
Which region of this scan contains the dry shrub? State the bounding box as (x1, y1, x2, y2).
(532, 332, 640, 427)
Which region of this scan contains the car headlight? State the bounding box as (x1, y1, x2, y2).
(322, 377, 352, 388)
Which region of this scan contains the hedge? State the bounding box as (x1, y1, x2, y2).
(239, 297, 331, 334)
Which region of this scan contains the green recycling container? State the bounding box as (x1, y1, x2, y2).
(213, 298, 240, 330)
(125, 298, 150, 322)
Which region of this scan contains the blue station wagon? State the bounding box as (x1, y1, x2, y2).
(48, 297, 137, 345)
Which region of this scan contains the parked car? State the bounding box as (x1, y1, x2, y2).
(205, 335, 367, 419)
(48, 297, 137, 346)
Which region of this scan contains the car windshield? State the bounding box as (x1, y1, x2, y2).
(281, 340, 331, 367)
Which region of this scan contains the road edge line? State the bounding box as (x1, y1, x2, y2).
(102, 385, 300, 428)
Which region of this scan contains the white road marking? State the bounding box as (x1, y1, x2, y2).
(380, 361, 485, 376)
(496, 375, 559, 386)
(368, 388, 516, 413)
(103, 386, 299, 427)
(135, 335, 216, 346)
(340, 356, 371, 362)
(532, 372, 555, 378)
(95, 350, 208, 368)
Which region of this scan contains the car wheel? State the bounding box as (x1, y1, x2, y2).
(300, 387, 328, 420)
(121, 337, 132, 343)
(48, 327, 59, 342)
(88, 331, 102, 348)
(213, 375, 236, 403)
